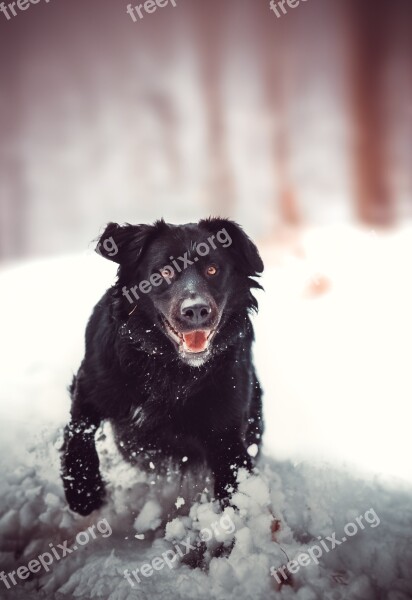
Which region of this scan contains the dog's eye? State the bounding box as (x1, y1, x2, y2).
(206, 265, 218, 276)
(160, 267, 175, 279)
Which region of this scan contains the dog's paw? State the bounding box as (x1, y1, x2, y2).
(68, 493, 105, 516)
(181, 540, 235, 570)
(181, 541, 208, 569)
(64, 479, 106, 516)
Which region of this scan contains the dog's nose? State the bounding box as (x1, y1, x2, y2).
(180, 296, 212, 326)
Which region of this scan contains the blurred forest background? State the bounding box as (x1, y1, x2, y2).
(0, 0, 411, 261)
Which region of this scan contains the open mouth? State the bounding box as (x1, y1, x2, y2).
(163, 318, 216, 354)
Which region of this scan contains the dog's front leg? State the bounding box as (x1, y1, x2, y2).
(61, 415, 105, 516)
(208, 433, 253, 503)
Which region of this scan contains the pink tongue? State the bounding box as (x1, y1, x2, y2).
(183, 331, 208, 353)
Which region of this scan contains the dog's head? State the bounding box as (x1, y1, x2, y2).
(96, 218, 263, 367)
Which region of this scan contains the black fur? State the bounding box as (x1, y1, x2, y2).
(61, 218, 264, 516)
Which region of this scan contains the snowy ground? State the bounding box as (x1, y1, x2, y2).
(1, 225, 412, 600)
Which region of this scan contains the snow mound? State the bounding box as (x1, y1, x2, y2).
(1, 230, 412, 599)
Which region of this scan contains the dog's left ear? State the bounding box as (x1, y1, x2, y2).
(200, 218, 264, 276)
(95, 222, 159, 265)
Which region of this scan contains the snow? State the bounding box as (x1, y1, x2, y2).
(174, 497, 185, 510)
(0, 225, 412, 599)
(133, 500, 163, 534)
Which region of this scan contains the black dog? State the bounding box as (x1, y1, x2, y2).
(61, 218, 264, 516)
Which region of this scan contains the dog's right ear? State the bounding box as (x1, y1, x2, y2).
(95, 222, 156, 265)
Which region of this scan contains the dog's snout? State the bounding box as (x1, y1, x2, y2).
(180, 296, 212, 326)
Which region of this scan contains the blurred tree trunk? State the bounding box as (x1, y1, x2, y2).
(259, 7, 301, 229)
(347, 0, 395, 226)
(187, 1, 235, 216)
(0, 32, 26, 259)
